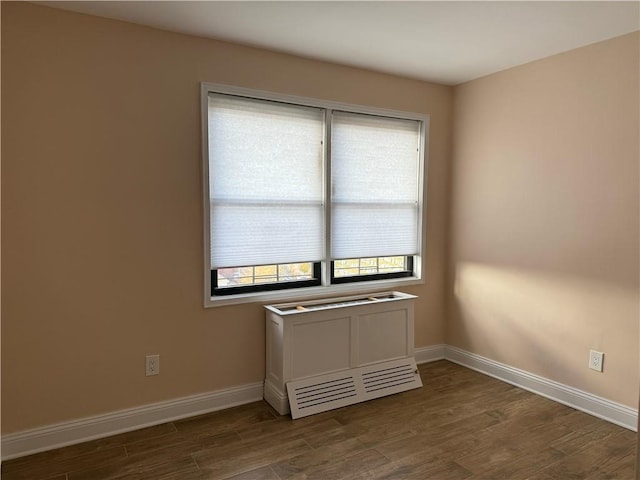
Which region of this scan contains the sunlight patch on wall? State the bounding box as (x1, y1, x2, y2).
(452, 261, 638, 406)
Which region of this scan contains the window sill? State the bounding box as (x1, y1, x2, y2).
(204, 276, 424, 308)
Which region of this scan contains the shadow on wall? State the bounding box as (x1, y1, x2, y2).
(450, 261, 639, 407)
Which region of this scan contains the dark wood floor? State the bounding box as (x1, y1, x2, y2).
(2, 361, 637, 480)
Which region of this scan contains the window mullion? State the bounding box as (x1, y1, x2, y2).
(323, 108, 333, 286)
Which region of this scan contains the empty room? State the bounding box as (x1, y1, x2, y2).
(1, 1, 639, 479)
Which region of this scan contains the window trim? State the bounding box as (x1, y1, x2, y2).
(202, 82, 429, 307)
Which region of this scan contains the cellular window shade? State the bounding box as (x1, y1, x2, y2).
(208, 94, 324, 269)
(331, 112, 421, 259)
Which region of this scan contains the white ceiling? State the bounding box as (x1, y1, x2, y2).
(38, 1, 639, 85)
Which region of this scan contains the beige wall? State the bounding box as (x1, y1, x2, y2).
(2, 0, 637, 440)
(449, 32, 639, 407)
(1, 3, 452, 433)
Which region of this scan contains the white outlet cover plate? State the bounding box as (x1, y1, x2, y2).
(146, 354, 160, 376)
(589, 350, 604, 372)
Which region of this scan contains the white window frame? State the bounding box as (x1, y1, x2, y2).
(201, 82, 429, 307)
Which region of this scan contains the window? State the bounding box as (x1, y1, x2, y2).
(202, 84, 428, 305)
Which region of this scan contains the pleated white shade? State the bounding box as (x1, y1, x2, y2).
(208, 94, 324, 269)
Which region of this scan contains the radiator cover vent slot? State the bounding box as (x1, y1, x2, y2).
(294, 376, 357, 411)
(362, 363, 417, 393)
(287, 358, 422, 419)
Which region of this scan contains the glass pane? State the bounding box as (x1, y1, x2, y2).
(217, 262, 315, 288)
(333, 256, 409, 278)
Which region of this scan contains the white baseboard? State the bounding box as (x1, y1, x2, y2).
(3, 346, 637, 461)
(263, 380, 290, 416)
(1, 381, 263, 461)
(414, 344, 446, 364)
(444, 346, 638, 432)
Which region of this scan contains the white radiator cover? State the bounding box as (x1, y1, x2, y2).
(264, 291, 422, 418)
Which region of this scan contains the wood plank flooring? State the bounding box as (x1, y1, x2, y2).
(2, 361, 636, 479)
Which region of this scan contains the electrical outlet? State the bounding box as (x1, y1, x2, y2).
(146, 354, 160, 376)
(589, 350, 604, 372)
